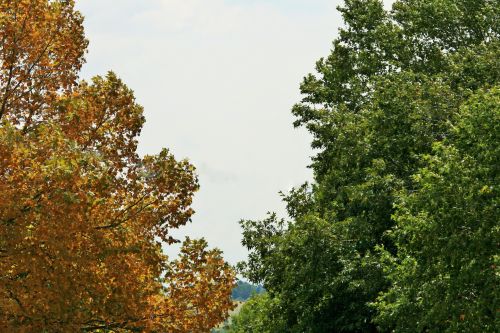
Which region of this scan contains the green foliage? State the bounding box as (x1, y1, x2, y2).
(238, 0, 499, 332)
(225, 294, 286, 333)
(374, 87, 500, 332)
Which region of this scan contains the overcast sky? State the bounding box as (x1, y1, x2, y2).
(75, 0, 391, 265)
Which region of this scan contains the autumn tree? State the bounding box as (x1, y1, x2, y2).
(0, 1, 235, 332)
(238, 0, 499, 332)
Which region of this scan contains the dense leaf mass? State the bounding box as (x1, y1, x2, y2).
(238, 0, 499, 332)
(0, 1, 235, 332)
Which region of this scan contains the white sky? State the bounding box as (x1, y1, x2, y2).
(75, 0, 392, 265)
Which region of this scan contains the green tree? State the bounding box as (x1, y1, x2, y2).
(239, 0, 499, 331)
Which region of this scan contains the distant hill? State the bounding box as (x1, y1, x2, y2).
(231, 280, 265, 301)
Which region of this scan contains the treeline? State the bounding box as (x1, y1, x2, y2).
(232, 281, 265, 301)
(232, 0, 499, 332)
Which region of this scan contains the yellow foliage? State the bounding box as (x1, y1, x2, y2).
(0, 1, 235, 332)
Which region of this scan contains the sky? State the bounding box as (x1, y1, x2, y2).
(75, 0, 392, 265)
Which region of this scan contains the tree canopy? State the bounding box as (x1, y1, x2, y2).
(0, 1, 235, 332)
(238, 0, 499, 332)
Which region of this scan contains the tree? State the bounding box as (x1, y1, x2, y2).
(239, 0, 499, 331)
(0, 1, 235, 332)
